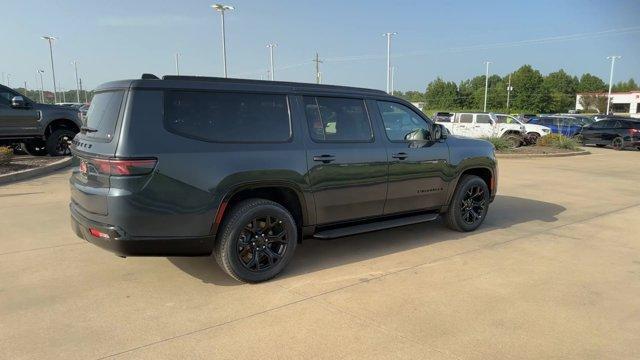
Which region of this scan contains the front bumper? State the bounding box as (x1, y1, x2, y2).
(70, 203, 214, 257)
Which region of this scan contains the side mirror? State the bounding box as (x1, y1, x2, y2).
(11, 96, 26, 108)
(432, 123, 447, 140)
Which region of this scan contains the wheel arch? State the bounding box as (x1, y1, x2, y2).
(211, 182, 310, 242)
(44, 118, 80, 138)
(442, 166, 496, 213)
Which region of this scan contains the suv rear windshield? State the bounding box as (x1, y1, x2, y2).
(84, 90, 125, 141)
(164, 91, 291, 143)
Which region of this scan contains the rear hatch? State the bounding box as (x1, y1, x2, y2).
(70, 89, 127, 216)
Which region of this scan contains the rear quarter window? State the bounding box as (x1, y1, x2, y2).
(164, 91, 291, 143)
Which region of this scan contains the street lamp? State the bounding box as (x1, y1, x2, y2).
(391, 66, 397, 95)
(483, 61, 492, 112)
(175, 53, 180, 75)
(606, 55, 621, 115)
(41, 35, 58, 103)
(37, 69, 45, 103)
(211, 4, 234, 78)
(72, 61, 80, 103)
(266, 43, 276, 80)
(382, 32, 397, 94)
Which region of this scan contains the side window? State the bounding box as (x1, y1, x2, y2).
(376, 101, 430, 141)
(0, 90, 15, 107)
(303, 96, 372, 142)
(476, 114, 492, 124)
(164, 91, 291, 143)
(458, 114, 473, 123)
(590, 120, 605, 129)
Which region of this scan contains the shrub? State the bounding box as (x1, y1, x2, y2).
(0, 146, 13, 165)
(537, 134, 580, 150)
(482, 136, 513, 151)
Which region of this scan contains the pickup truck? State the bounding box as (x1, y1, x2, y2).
(437, 112, 525, 147)
(0, 84, 82, 156)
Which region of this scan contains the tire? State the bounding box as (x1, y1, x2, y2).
(444, 175, 490, 232)
(22, 141, 48, 156)
(611, 137, 624, 151)
(214, 198, 298, 283)
(526, 132, 540, 145)
(595, 144, 606, 148)
(572, 134, 584, 144)
(502, 134, 522, 148)
(45, 129, 75, 156)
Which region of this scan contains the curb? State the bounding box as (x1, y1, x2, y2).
(497, 150, 590, 158)
(0, 157, 73, 186)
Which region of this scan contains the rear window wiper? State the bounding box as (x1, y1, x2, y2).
(81, 126, 98, 133)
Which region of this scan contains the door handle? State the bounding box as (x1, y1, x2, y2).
(313, 154, 336, 163)
(391, 152, 408, 160)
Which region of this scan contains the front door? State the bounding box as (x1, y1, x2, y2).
(0, 89, 40, 137)
(473, 114, 495, 137)
(301, 95, 388, 225)
(454, 113, 474, 137)
(373, 100, 450, 214)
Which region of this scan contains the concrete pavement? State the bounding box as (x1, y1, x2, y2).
(1, 147, 639, 359)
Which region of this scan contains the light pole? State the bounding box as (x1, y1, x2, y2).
(72, 61, 80, 103)
(483, 61, 492, 112)
(383, 32, 397, 94)
(175, 53, 180, 75)
(391, 66, 396, 95)
(606, 55, 621, 115)
(506, 74, 513, 111)
(211, 4, 234, 78)
(37, 69, 45, 103)
(41, 35, 58, 103)
(313, 52, 323, 84)
(6, 74, 9, 88)
(266, 43, 276, 80)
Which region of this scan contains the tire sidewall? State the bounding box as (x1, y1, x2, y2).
(46, 129, 75, 156)
(221, 202, 297, 282)
(451, 176, 490, 232)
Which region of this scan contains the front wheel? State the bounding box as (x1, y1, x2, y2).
(444, 175, 490, 232)
(526, 132, 540, 145)
(214, 198, 297, 283)
(611, 137, 624, 151)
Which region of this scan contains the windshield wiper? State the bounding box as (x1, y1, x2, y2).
(81, 126, 98, 133)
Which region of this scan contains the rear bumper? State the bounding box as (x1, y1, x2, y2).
(70, 203, 214, 257)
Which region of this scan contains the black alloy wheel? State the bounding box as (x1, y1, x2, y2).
(459, 185, 487, 226)
(46, 129, 76, 156)
(237, 215, 288, 272)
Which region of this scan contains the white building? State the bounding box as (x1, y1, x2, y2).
(575, 91, 640, 118)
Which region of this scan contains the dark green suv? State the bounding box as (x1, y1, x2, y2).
(69, 75, 497, 282)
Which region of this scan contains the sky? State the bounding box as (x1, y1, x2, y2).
(1, 0, 639, 92)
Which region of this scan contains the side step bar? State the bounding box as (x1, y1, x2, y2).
(313, 213, 439, 239)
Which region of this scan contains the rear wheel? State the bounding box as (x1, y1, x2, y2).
(444, 175, 490, 232)
(214, 198, 297, 283)
(23, 141, 48, 156)
(46, 129, 75, 156)
(611, 137, 624, 151)
(502, 134, 521, 148)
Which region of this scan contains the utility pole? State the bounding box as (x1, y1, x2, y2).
(266, 43, 276, 80)
(483, 61, 492, 112)
(382, 32, 397, 94)
(175, 53, 180, 75)
(313, 52, 323, 84)
(41, 36, 58, 103)
(211, 4, 234, 78)
(72, 61, 80, 103)
(506, 74, 513, 111)
(606, 55, 621, 115)
(24, 81, 27, 92)
(6, 74, 10, 88)
(38, 69, 45, 103)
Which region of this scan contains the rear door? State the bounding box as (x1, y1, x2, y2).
(454, 113, 474, 137)
(301, 95, 388, 225)
(373, 100, 449, 214)
(70, 89, 127, 216)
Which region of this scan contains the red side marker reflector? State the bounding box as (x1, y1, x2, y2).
(215, 202, 228, 224)
(89, 228, 110, 239)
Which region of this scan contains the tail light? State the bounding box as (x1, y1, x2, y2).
(629, 128, 640, 136)
(90, 158, 157, 176)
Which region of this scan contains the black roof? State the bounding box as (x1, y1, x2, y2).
(96, 74, 389, 97)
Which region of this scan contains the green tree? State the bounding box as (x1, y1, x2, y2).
(510, 65, 551, 112)
(577, 73, 607, 93)
(424, 77, 459, 110)
(544, 69, 579, 112)
(612, 78, 639, 92)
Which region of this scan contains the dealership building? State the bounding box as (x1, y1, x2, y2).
(575, 91, 640, 118)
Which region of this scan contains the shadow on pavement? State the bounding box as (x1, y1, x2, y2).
(168, 195, 565, 285)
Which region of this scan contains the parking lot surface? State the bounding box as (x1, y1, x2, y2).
(1, 147, 639, 359)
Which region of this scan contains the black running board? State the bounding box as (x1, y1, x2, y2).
(313, 213, 439, 239)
